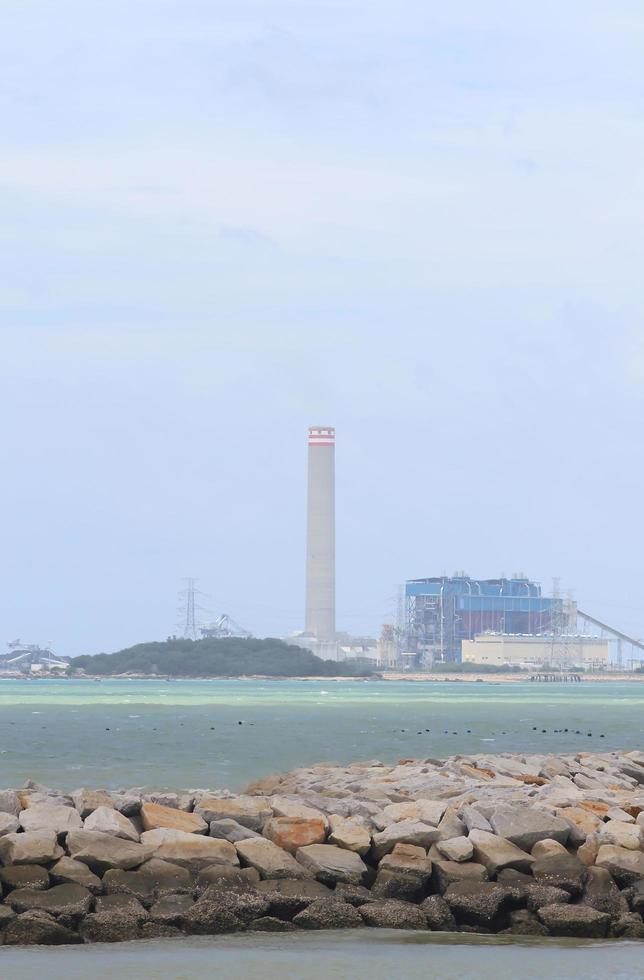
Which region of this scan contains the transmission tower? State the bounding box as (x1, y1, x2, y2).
(177, 578, 208, 640)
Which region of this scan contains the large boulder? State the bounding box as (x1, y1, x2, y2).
(195, 795, 271, 831)
(437, 837, 474, 863)
(149, 893, 195, 925)
(292, 897, 363, 929)
(6, 883, 93, 919)
(79, 910, 141, 943)
(371, 843, 432, 902)
(582, 866, 629, 919)
(612, 912, 644, 939)
(66, 830, 153, 874)
(102, 858, 193, 905)
(431, 859, 488, 894)
(295, 843, 368, 886)
(489, 805, 569, 851)
(444, 881, 519, 928)
(327, 815, 371, 856)
(71, 789, 115, 818)
(556, 806, 602, 844)
(269, 797, 329, 828)
(503, 909, 549, 937)
(598, 820, 642, 851)
(0, 790, 21, 817)
(140, 802, 207, 835)
(0, 865, 50, 892)
(468, 829, 535, 876)
(18, 803, 82, 834)
(195, 865, 259, 892)
(95, 894, 148, 919)
(531, 853, 587, 896)
(420, 894, 456, 931)
(84, 805, 140, 841)
(263, 817, 327, 855)
(255, 879, 333, 918)
(209, 819, 263, 843)
(0, 831, 64, 866)
(49, 856, 102, 893)
(595, 844, 644, 887)
(0, 813, 19, 837)
(181, 887, 265, 934)
(537, 903, 611, 938)
(372, 820, 439, 860)
(3, 909, 82, 945)
(141, 828, 238, 869)
(236, 838, 312, 880)
(359, 899, 427, 930)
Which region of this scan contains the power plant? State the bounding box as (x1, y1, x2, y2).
(283, 427, 644, 671)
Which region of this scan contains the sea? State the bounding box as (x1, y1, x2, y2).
(1, 677, 644, 977)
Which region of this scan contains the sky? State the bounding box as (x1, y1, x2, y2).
(2, 0, 644, 655)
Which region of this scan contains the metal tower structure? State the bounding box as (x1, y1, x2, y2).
(177, 578, 207, 641)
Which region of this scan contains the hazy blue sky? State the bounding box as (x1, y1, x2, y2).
(2, 1, 644, 655)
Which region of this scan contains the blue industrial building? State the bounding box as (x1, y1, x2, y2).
(406, 575, 559, 663)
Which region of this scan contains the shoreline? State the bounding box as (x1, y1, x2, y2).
(1, 749, 644, 945)
(2, 672, 644, 683)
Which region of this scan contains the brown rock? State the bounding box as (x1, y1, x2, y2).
(140, 802, 207, 835)
(263, 816, 327, 855)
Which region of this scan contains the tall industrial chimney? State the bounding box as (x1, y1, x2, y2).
(305, 426, 336, 641)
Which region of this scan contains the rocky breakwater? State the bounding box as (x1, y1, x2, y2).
(2, 750, 644, 944)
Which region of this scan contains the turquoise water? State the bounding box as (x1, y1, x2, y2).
(1, 932, 644, 979)
(0, 678, 642, 790)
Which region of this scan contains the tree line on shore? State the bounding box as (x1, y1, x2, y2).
(70, 637, 372, 678)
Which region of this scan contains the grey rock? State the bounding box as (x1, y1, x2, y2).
(445, 881, 520, 928)
(468, 829, 535, 876)
(295, 843, 368, 886)
(611, 912, 644, 939)
(420, 894, 456, 931)
(83, 805, 140, 841)
(79, 911, 141, 943)
(432, 859, 488, 894)
(595, 845, 644, 888)
(236, 838, 311, 880)
(49, 856, 102, 893)
(0, 831, 64, 866)
(0, 812, 20, 837)
(489, 805, 569, 851)
(3, 909, 82, 946)
(249, 915, 297, 932)
(66, 830, 153, 874)
(293, 897, 363, 929)
(372, 820, 439, 860)
(195, 865, 259, 893)
(6, 883, 93, 918)
(18, 803, 82, 834)
(359, 899, 427, 929)
(333, 883, 374, 907)
(461, 805, 492, 833)
(582, 866, 629, 919)
(531, 853, 587, 896)
(537, 903, 611, 938)
(0, 864, 50, 892)
(209, 818, 263, 843)
(0, 790, 21, 817)
(149, 893, 195, 925)
(502, 908, 549, 937)
(71, 789, 115, 818)
(255, 878, 333, 918)
(102, 858, 193, 905)
(95, 894, 148, 920)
